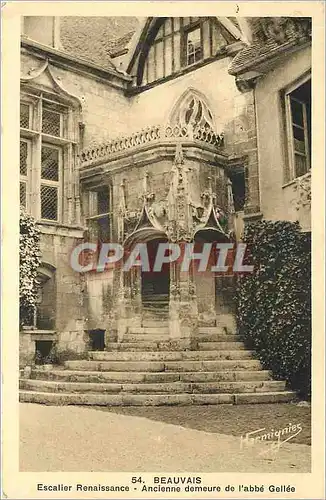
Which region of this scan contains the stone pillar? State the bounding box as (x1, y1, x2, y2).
(130, 266, 142, 325)
(116, 263, 142, 342)
(168, 244, 198, 342)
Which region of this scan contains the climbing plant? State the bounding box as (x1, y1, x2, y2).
(19, 207, 42, 326)
(236, 220, 311, 398)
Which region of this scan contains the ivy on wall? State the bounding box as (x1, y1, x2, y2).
(237, 220, 311, 398)
(20, 207, 42, 326)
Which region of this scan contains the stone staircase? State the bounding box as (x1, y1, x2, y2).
(19, 320, 296, 406)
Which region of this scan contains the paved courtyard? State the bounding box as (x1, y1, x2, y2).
(20, 403, 311, 472)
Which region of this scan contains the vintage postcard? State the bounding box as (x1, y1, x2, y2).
(1, 1, 325, 499)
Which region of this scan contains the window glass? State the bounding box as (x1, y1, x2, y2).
(41, 185, 58, 221)
(20, 182, 27, 207)
(286, 79, 311, 179)
(186, 28, 202, 66)
(97, 188, 110, 215)
(20, 103, 30, 129)
(20, 140, 28, 176)
(42, 106, 61, 137)
(290, 99, 304, 127)
(41, 146, 59, 181)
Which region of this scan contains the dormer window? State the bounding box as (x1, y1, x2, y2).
(138, 17, 236, 87)
(185, 26, 202, 66)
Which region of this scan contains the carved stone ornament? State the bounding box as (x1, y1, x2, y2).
(293, 171, 311, 211)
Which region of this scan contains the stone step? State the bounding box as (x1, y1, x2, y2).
(140, 321, 169, 328)
(128, 327, 169, 335)
(19, 379, 286, 394)
(106, 341, 191, 351)
(198, 342, 245, 350)
(19, 390, 296, 406)
(123, 333, 241, 343)
(89, 350, 254, 362)
(198, 326, 234, 335)
(65, 359, 263, 372)
(196, 333, 241, 342)
(142, 303, 168, 308)
(123, 334, 170, 342)
(30, 369, 272, 383)
(105, 341, 245, 351)
(142, 307, 169, 312)
(142, 311, 169, 316)
(142, 293, 169, 300)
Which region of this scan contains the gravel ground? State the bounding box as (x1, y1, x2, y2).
(99, 402, 311, 445)
(20, 403, 310, 472)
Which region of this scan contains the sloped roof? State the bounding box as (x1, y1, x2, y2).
(229, 17, 311, 76)
(60, 16, 139, 70)
(107, 30, 136, 58)
(227, 17, 241, 29)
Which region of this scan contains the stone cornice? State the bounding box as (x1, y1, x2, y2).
(21, 37, 131, 90)
(79, 141, 228, 186)
(37, 221, 85, 238)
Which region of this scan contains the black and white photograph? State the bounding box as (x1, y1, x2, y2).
(1, 2, 325, 499)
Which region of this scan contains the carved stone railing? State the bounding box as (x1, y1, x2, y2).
(80, 124, 224, 167)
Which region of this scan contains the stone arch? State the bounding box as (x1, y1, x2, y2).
(168, 88, 216, 131)
(123, 227, 168, 251)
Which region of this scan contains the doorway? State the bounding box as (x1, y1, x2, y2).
(141, 238, 170, 310)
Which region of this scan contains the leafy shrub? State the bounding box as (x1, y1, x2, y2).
(237, 220, 311, 398)
(20, 207, 42, 326)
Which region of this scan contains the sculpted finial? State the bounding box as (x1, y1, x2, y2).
(174, 143, 184, 165)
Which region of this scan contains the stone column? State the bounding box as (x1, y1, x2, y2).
(168, 244, 198, 344)
(115, 261, 143, 342)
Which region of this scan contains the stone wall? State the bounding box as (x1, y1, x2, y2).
(255, 45, 311, 223)
(38, 228, 86, 352)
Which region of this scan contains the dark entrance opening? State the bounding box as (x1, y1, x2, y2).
(141, 238, 170, 309)
(35, 340, 53, 364)
(89, 329, 105, 351)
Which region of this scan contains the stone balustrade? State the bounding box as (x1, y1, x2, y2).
(80, 124, 224, 166)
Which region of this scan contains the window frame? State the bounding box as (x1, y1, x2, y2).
(20, 138, 32, 211)
(284, 74, 311, 180)
(86, 186, 113, 243)
(183, 23, 203, 68)
(20, 90, 76, 224)
(40, 142, 63, 222)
